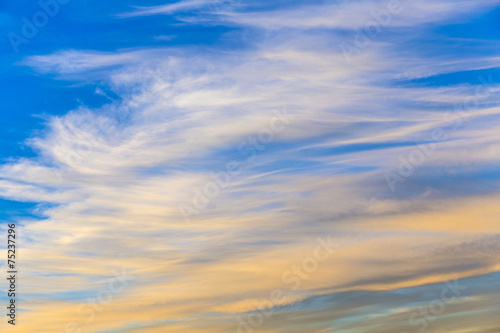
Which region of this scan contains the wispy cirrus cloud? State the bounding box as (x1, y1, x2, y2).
(118, 0, 500, 30)
(118, 0, 233, 18)
(0, 0, 499, 332)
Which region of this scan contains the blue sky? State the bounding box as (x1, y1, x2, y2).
(0, 0, 500, 332)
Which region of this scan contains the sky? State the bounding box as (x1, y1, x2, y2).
(0, 0, 499, 332)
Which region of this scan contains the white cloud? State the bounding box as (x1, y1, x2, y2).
(118, 0, 229, 18)
(1, 1, 500, 331)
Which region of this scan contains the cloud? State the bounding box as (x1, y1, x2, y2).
(119, 0, 500, 30)
(118, 0, 232, 18)
(21, 49, 174, 78)
(1, 0, 500, 332)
